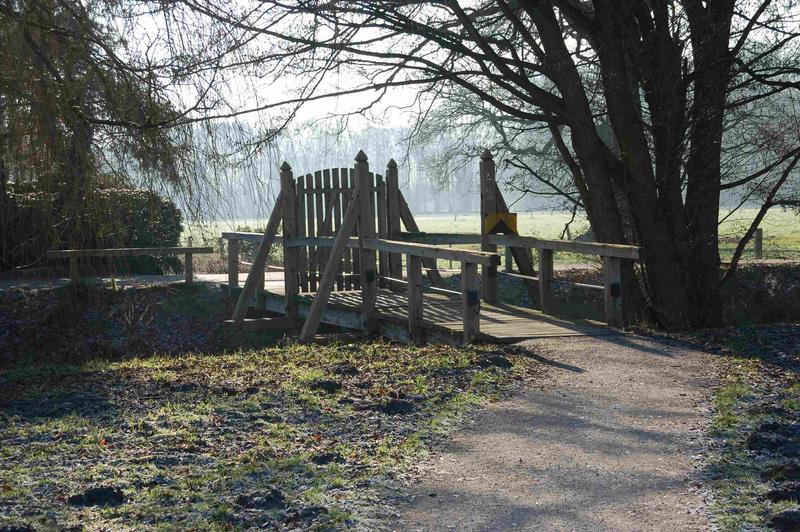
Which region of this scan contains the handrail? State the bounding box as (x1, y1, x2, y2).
(46, 246, 213, 258)
(394, 231, 643, 260)
(285, 236, 501, 266)
(395, 232, 481, 245)
(222, 231, 282, 243)
(363, 238, 500, 267)
(489, 234, 642, 260)
(47, 246, 212, 286)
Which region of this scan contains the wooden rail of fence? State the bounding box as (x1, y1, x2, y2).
(46, 245, 213, 286)
(393, 231, 641, 327)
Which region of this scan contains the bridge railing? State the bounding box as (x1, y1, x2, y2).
(287, 235, 500, 344)
(394, 231, 643, 327)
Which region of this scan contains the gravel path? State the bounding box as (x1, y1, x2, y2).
(393, 335, 717, 531)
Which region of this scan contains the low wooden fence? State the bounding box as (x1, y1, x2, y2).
(46, 245, 213, 286)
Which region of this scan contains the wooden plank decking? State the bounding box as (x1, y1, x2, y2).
(254, 285, 613, 342)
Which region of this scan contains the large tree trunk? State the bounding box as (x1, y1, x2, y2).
(538, 0, 736, 329)
(681, 1, 735, 327)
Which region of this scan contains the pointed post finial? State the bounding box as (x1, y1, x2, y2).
(355, 150, 368, 162)
(280, 161, 292, 171)
(387, 158, 397, 169)
(481, 149, 493, 161)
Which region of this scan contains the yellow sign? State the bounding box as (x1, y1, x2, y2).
(484, 213, 518, 235)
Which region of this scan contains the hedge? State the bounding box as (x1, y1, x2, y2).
(0, 189, 183, 274)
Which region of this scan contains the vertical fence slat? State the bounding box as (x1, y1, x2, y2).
(386, 159, 403, 286)
(296, 177, 308, 293)
(343, 168, 354, 290)
(314, 171, 324, 292)
(376, 174, 388, 287)
(306, 173, 317, 292)
(350, 168, 361, 290)
(357, 151, 376, 333)
(184, 236, 193, 285)
(69, 256, 79, 286)
(480, 150, 498, 303)
(332, 169, 344, 291)
(754, 227, 763, 259)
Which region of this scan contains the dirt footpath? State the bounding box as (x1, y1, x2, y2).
(393, 335, 717, 531)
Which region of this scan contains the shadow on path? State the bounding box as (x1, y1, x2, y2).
(393, 335, 715, 531)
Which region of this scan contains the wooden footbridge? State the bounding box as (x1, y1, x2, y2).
(223, 150, 642, 345)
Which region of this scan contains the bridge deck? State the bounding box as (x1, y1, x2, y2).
(256, 285, 613, 342)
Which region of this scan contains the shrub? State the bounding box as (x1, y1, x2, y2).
(0, 189, 183, 274)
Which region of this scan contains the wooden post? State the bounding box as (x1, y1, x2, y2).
(407, 254, 424, 344)
(538, 248, 554, 314)
(185, 236, 193, 285)
(603, 256, 623, 327)
(281, 162, 299, 317)
(69, 256, 79, 286)
(480, 150, 498, 303)
(357, 150, 378, 333)
(504, 246, 512, 273)
(255, 262, 265, 310)
(227, 238, 240, 299)
(461, 261, 480, 345)
(231, 196, 284, 321)
(754, 228, 763, 259)
(386, 159, 403, 288)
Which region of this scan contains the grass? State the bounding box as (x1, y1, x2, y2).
(697, 324, 800, 530)
(0, 285, 545, 530)
(186, 207, 800, 247)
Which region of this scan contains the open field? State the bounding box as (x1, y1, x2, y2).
(185, 208, 800, 262)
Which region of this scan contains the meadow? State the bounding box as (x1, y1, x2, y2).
(185, 207, 800, 268)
